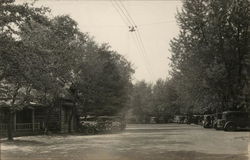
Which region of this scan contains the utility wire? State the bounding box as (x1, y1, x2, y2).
(116, 0, 137, 27)
(113, 0, 133, 27)
(111, 0, 130, 26)
(117, 0, 155, 77)
(111, 0, 154, 78)
(116, 0, 154, 78)
(78, 20, 176, 28)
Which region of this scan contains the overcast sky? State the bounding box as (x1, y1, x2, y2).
(21, 0, 182, 83)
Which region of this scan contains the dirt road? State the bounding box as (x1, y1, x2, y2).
(1, 124, 249, 160)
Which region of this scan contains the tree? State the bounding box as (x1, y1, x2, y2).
(0, 0, 51, 140)
(151, 79, 180, 122)
(170, 0, 250, 113)
(128, 81, 153, 123)
(72, 42, 134, 117)
(19, 15, 88, 132)
(1, 0, 135, 138)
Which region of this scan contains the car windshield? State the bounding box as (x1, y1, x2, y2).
(217, 114, 222, 119)
(81, 117, 96, 121)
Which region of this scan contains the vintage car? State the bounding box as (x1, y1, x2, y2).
(203, 114, 214, 128)
(173, 115, 187, 124)
(79, 116, 98, 134)
(190, 115, 203, 125)
(216, 111, 250, 131)
(79, 116, 126, 134)
(97, 116, 126, 132)
(212, 113, 222, 130)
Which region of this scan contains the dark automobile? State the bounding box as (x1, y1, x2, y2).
(217, 111, 250, 131)
(203, 114, 214, 128)
(213, 113, 222, 130)
(191, 115, 203, 125)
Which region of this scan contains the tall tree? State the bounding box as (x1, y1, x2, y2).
(170, 0, 250, 113)
(128, 81, 153, 123)
(0, 0, 51, 140)
(73, 42, 134, 116)
(151, 79, 180, 122)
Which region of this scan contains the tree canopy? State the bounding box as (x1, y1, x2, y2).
(170, 0, 250, 113)
(0, 0, 134, 139)
(127, 0, 249, 123)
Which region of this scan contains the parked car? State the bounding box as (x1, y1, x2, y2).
(79, 116, 126, 134)
(189, 115, 203, 125)
(213, 113, 222, 130)
(217, 111, 250, 131)
(173, 115, 187, 124)
(79, 116, 98, 134)
(203, 114, 214, 128)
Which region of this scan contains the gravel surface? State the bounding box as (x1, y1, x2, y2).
(1, 124, 249, 160)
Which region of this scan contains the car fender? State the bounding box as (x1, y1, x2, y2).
(213, 122, 217, 128)
(224, 121, 235, 128)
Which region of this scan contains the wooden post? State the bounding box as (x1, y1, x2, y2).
(32, 109, 35, 132)
(13, 112, 16, 132)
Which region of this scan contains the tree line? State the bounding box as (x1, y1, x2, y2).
(0, 0, 134, 140)
(1, 0, 249, 136)
(128, 0, 250, 123)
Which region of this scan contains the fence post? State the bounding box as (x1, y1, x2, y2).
(32, 109, 35, 132)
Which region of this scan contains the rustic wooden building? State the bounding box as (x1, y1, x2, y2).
(0, 98, 77, 137)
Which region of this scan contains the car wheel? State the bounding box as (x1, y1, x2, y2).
(86, 127, 96, 134)
(224, 123, 236, 131)
(214, 124, 218, 130)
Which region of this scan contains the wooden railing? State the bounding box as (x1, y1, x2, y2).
(16, 123, 40, 131)
(0, 123, 40, 132)
(0, 123, 8, 131)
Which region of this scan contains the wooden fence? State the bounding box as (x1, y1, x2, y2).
(0, 123, 40, 132)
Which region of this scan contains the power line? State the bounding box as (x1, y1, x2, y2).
(116, 0, 154, 78)
(117, 0, 155, 77)
(111, 0, 130, 26)
(111, 0, 154, 78)
(134, 30, 155, 77)
(113, 0, 133, 27)
(111, 0, 148, 65)
(116, 0, 137, 27)
(130, 31, 151, 74)
(80, 20, 176, 28)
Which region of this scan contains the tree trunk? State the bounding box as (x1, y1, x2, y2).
(44, 104, 53, 134)
(7, 110, 14, 141)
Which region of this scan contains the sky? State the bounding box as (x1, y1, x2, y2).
(21, 0, 182, 83)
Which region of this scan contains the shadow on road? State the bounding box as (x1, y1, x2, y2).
(1, 139, 48, 146)
(2, 150, 247, 160)
(119, 150, 248, 160)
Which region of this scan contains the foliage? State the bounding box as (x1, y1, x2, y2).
(128, 79, 180, 123)
(128, 0, 250, 122)
(170, 0, 250, 113)
(73, 42, 134, 116)
(0, 0, 134, 138)
(128, 81, 153, 123)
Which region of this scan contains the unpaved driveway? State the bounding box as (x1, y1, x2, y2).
(1, 124, 250, 160)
